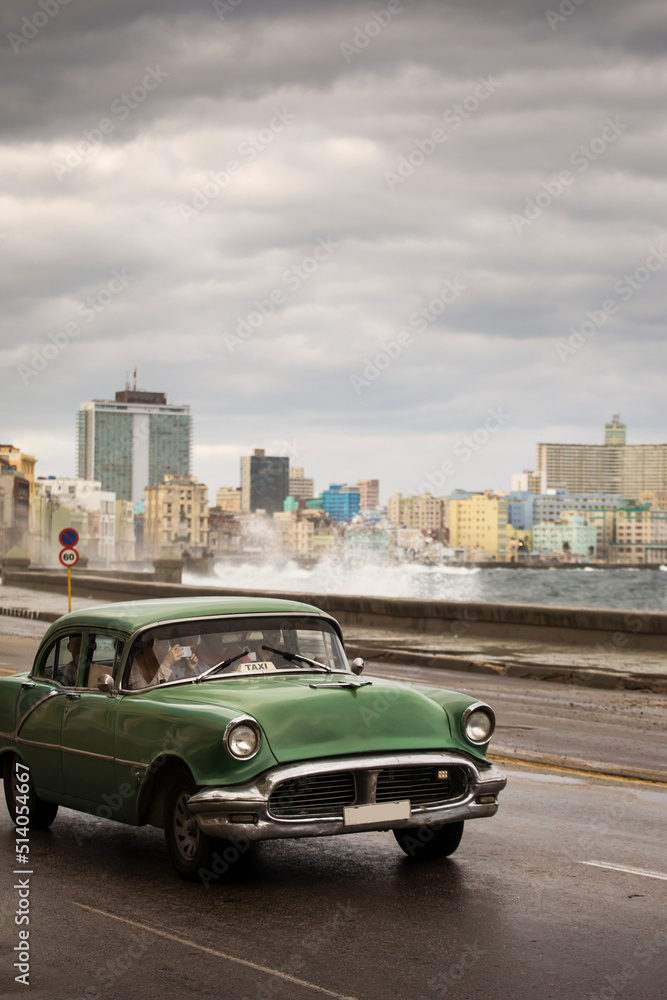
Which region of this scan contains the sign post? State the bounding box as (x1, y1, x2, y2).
(58, 529, 80, 612)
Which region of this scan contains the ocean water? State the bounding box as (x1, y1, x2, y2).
(186, 556, 667, 612)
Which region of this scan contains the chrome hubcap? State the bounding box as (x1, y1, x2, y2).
(173, 791, 199, 861)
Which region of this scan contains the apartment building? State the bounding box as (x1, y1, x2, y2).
(144, 474, 208, 557)
(447, 491, 507, 561)
(537, 416, 667, 496)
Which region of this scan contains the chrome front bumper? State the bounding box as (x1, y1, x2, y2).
(187, 751, 507, 842)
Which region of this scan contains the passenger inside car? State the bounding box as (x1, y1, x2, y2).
(58, 635, 83, 686)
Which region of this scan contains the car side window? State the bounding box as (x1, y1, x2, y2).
(36, 634, 83, 686)
(83, 635, 124, 688)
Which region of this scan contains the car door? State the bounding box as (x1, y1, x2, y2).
(14, 632, 84, 798)
(61, 632, 125, 814)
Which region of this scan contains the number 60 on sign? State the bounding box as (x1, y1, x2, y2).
(59, 548, 79, 567)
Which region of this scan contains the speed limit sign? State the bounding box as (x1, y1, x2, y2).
(59, 547, 80, 567)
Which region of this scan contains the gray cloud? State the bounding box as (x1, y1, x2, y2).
(1, 0, 666, 500)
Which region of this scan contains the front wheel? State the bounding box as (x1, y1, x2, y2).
(393, 820, 464, 860)
(163, 768, 216, 880)
(3, 753, 59, 830)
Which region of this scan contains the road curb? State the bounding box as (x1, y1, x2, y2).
(489, 746, 667, 785)
(347, 644, 667, 695)
(0, 605, 61, 624)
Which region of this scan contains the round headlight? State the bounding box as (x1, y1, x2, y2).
(226, 721, 260, 759)
(463, 706, 495, 745)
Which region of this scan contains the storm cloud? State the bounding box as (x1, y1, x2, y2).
(1, 0, 666, 498)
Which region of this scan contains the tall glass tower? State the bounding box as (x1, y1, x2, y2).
(77, 390, 191, 503)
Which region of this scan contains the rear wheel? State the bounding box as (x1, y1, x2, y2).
(393, 820, 464, 860)
(3, 752, 59, 830)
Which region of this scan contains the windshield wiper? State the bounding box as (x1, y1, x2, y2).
(262, 644, 331, 673)
(196, 649, 249, 680)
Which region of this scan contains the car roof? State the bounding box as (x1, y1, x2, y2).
(44, 596, 331, 636)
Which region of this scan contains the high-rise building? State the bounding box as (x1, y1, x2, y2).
(611, 504, 667, 563)
(357, 479, 380, 509)
(532, 514, 597, 558)
(144, 474, 208, 556)
(536, 416, 667, 497)
(387, 493, 447, 533)
(604, 415, 626, 446)
(0, 455, 30, 552)
(448, 491, 508, 561)
(77, 389, 191, 503)
(288, 467, 315, 501)
(240, 449, 289, 515)
(321, 484, 361, 523)
(510, 470, 546, 494)
(0, 446, 36, 503)
(216, 487, 242, 512)
(36, 476, 117, 563)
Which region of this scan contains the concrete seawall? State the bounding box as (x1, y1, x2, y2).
(3, 568, 666, 649)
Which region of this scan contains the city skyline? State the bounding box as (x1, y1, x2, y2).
(2, 1, 666, 503)
(25, 405, 667, 507)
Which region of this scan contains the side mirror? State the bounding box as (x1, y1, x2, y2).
(351, 657, 365, 675)
(97, 674, 117, 697)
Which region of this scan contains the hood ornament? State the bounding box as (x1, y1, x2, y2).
(309, 680, 373, 690)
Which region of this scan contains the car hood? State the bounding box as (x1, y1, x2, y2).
(156, 674, 455, 763)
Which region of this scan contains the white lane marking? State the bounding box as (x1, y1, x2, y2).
(579, 861, 667, 881)
(72, 903, 359, 999)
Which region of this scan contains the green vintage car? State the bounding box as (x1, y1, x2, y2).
(1, 597, 506, 879)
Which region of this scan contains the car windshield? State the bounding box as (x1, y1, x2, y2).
(123, 615, 350, 690)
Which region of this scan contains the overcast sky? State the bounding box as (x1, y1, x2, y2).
(2, 0, 666, 502)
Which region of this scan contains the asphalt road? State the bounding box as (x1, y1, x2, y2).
(0, 768, 665, 1000)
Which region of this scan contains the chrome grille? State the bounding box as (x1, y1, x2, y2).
(268, 765, 468, 820)
(376, 766, 467, 807)
(269, 772, 356, 819)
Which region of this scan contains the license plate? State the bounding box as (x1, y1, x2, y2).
(343, 800, 411, 827)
